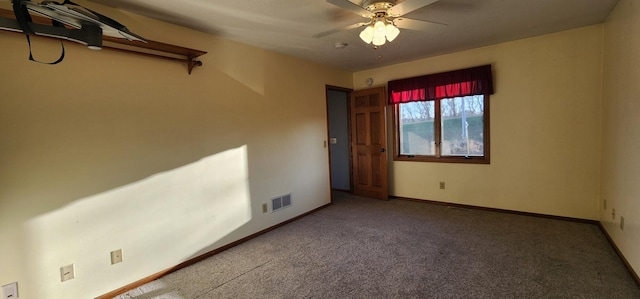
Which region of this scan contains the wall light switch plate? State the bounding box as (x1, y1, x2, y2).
(111, 249, 123, 265)
(60, 264, 75, 282)
(2, 282, 18, 299)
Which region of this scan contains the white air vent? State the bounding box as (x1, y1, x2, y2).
(271, 193, 292, 212)
(273, 197, 282, 211)
(282, 194, 291, 207)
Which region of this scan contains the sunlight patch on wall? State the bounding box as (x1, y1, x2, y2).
(22, 145, 251, 298)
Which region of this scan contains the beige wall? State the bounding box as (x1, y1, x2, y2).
(0, 2, 352, 298)
(601, 0, 640, 277)
(354, 25, 604, 220)
(3, 0, 639, 297)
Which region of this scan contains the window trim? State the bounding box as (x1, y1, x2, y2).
(393, 94, 490, 164)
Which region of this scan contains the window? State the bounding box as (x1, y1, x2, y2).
(389, 65, 493, 164)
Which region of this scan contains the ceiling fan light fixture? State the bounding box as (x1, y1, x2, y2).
(373, 20, 386, 34)
(372, 36, 386, 46)
(385, 22, 400, 42)
(372, 33, 386, 46)
(372, 20, 387, 45)
(359, 17, 400, 46)
(359, 25, 374, 44)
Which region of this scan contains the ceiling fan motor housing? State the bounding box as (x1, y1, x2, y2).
(362, 0, 396, 13)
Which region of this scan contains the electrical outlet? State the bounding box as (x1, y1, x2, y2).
(111, 249, 123, 265)
(620, 216, 625, 231)
(262, 203, 268, 213)
(2, 282, 18, 299)
(612, 208, 616, 220)
(439, 181, 445, 189)
(60, 264, 75, 282)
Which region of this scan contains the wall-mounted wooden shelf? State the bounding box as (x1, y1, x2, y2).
(101, 36, 207, 74)
(0, 8, 207, 74)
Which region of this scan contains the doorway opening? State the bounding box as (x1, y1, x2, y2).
(326, 86, 352, 195)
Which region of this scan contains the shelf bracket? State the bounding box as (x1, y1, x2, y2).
(188, 57, 203, 75)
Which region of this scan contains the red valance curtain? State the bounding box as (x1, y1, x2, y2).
(388, 64, 494, 104)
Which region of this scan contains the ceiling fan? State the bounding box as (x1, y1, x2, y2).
(315, 0, 444, 46)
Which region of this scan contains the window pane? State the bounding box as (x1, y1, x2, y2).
(440, 95, 484, 157)
(399, 101, 435, 155)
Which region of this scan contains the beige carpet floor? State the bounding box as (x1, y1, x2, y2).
(115, 191, 640, 298)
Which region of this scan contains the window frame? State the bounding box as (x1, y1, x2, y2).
(393, 94, 490, 164)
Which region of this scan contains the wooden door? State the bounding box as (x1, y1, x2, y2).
(350, 87, 388, 200)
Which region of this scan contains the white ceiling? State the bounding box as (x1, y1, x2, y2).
(88, 0, 620, 71)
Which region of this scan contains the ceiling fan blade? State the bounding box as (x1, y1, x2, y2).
(388, 0, 440, 17)
(326, 0, 373, 18)
(394, 18, 446, 32)
(314, 22, 369, 38)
